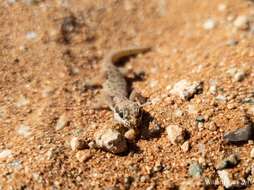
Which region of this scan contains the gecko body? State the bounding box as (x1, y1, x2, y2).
(101, 47, 150, 129)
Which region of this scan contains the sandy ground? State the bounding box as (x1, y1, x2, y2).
(1, 0, 254, 189)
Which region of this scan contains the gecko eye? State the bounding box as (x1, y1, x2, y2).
(118, 111, 124, 118)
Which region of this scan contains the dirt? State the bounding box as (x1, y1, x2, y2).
(1, 0, 254, 189)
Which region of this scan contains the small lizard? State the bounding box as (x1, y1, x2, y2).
(99, 47, 151, 131)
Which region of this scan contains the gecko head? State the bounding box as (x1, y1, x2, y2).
(113, 99, 142, 128)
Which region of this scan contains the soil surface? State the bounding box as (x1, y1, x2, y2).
(1, 0, 254, 189)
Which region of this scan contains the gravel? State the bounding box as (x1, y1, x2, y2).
(75, 150, 92, 162)
(250, 148, 254, 158)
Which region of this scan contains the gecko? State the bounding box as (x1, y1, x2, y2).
(99, 47, 151, 134)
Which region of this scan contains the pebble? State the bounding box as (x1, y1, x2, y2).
(233, 15, 249, 30)
(215, 95, 227, 102)
(226, 39, 238, 46)
(6, 0, 16, 4)
(203, 19, 216, 30)
(169, 80, 203, 100)
(209, 80, 217, 95)
(16, 95, 29, 107)
(218, 3, 226, 12)
(250, 148, 254, 158)
(17, 124, 31, 137)
(0, 149, 12, 159)
(55, 114, 68, 130)
(188, 162, 203, 177)
(26, 31, 37, 40)
(166, 124, 186, 145)
(124, 129, 137, 141)
(75, 150, 92, 162)
(216, 154, 240, 170)
(227, 68, 246, 82)
(224, 125, 253, 143)
(70, 137, 88, 151)
(179, 178, 205, 190)
(152, 161, 163, 173)
(181, 141, 190, 152)
(217, 170, 232, 189)
(95, 128, 127, 154)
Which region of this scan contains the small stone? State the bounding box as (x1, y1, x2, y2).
(250, 148, 254, 158)
(188, 162, 203, 177)
(0, 149, 12, 159)
(233, 15, 249, 30)
(226, 39, 238, 46)
(16, 95, 29, 107)
(169, 80, 203, 100)
(26, 31, 37, 40)
(227, 68, 246, 82)
(55, 114, 68, 130)
(208, 121, 218, 131)
(218, 170, 233, 189)
(140, 175, 150, 183)
(203, 19, 216, 30)
(6, 0, 16, 4)
(196, 116, 205, 123)
(179, 178, 205, 190)
(146, 183, 156, 190)
(209, 80, 217, 95)
(181, 141, 190, 152)
(166, 125, 186, 145)
(152, 161, 163, 173)
(224, 125, 253, 143)
(124, 176, 134, 189)
(95, 128, 127, 154)
(218, 3, 226, 12)
(88, 141, 96, 149)
(124, 129, 137, 141)
(215, 95, 227, 102)
(75, 150, 92, 162)
(174, 109, 184, 117)
(70, 137, 88, 151)
(216, 154, 240, 170)
(17, 124, 31, 137)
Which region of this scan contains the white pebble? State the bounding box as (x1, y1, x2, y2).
(70, 137, 87, 151)
(55, 114, 68, 130)
(17, 124, 31, 137)
(26, 31, 37, 40)
(95, 128, 127, 154)
(181, 141, 190, 152)
(203, 19, 216, 30)
(0, 149, 12, 159)
(227, 68, 246, 82)
(6, 0, 16, 4)
(166, 124, 186, 145)
(16, 95, 29, 107)
(218, 3, 226, 12)
(218, 170, 233, 189)
(233, 15, 249, 30)
(169, 80, 203, 100)
(250, 148, 254, 158)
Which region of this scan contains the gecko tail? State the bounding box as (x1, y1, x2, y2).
(105, 46, 151, 65)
